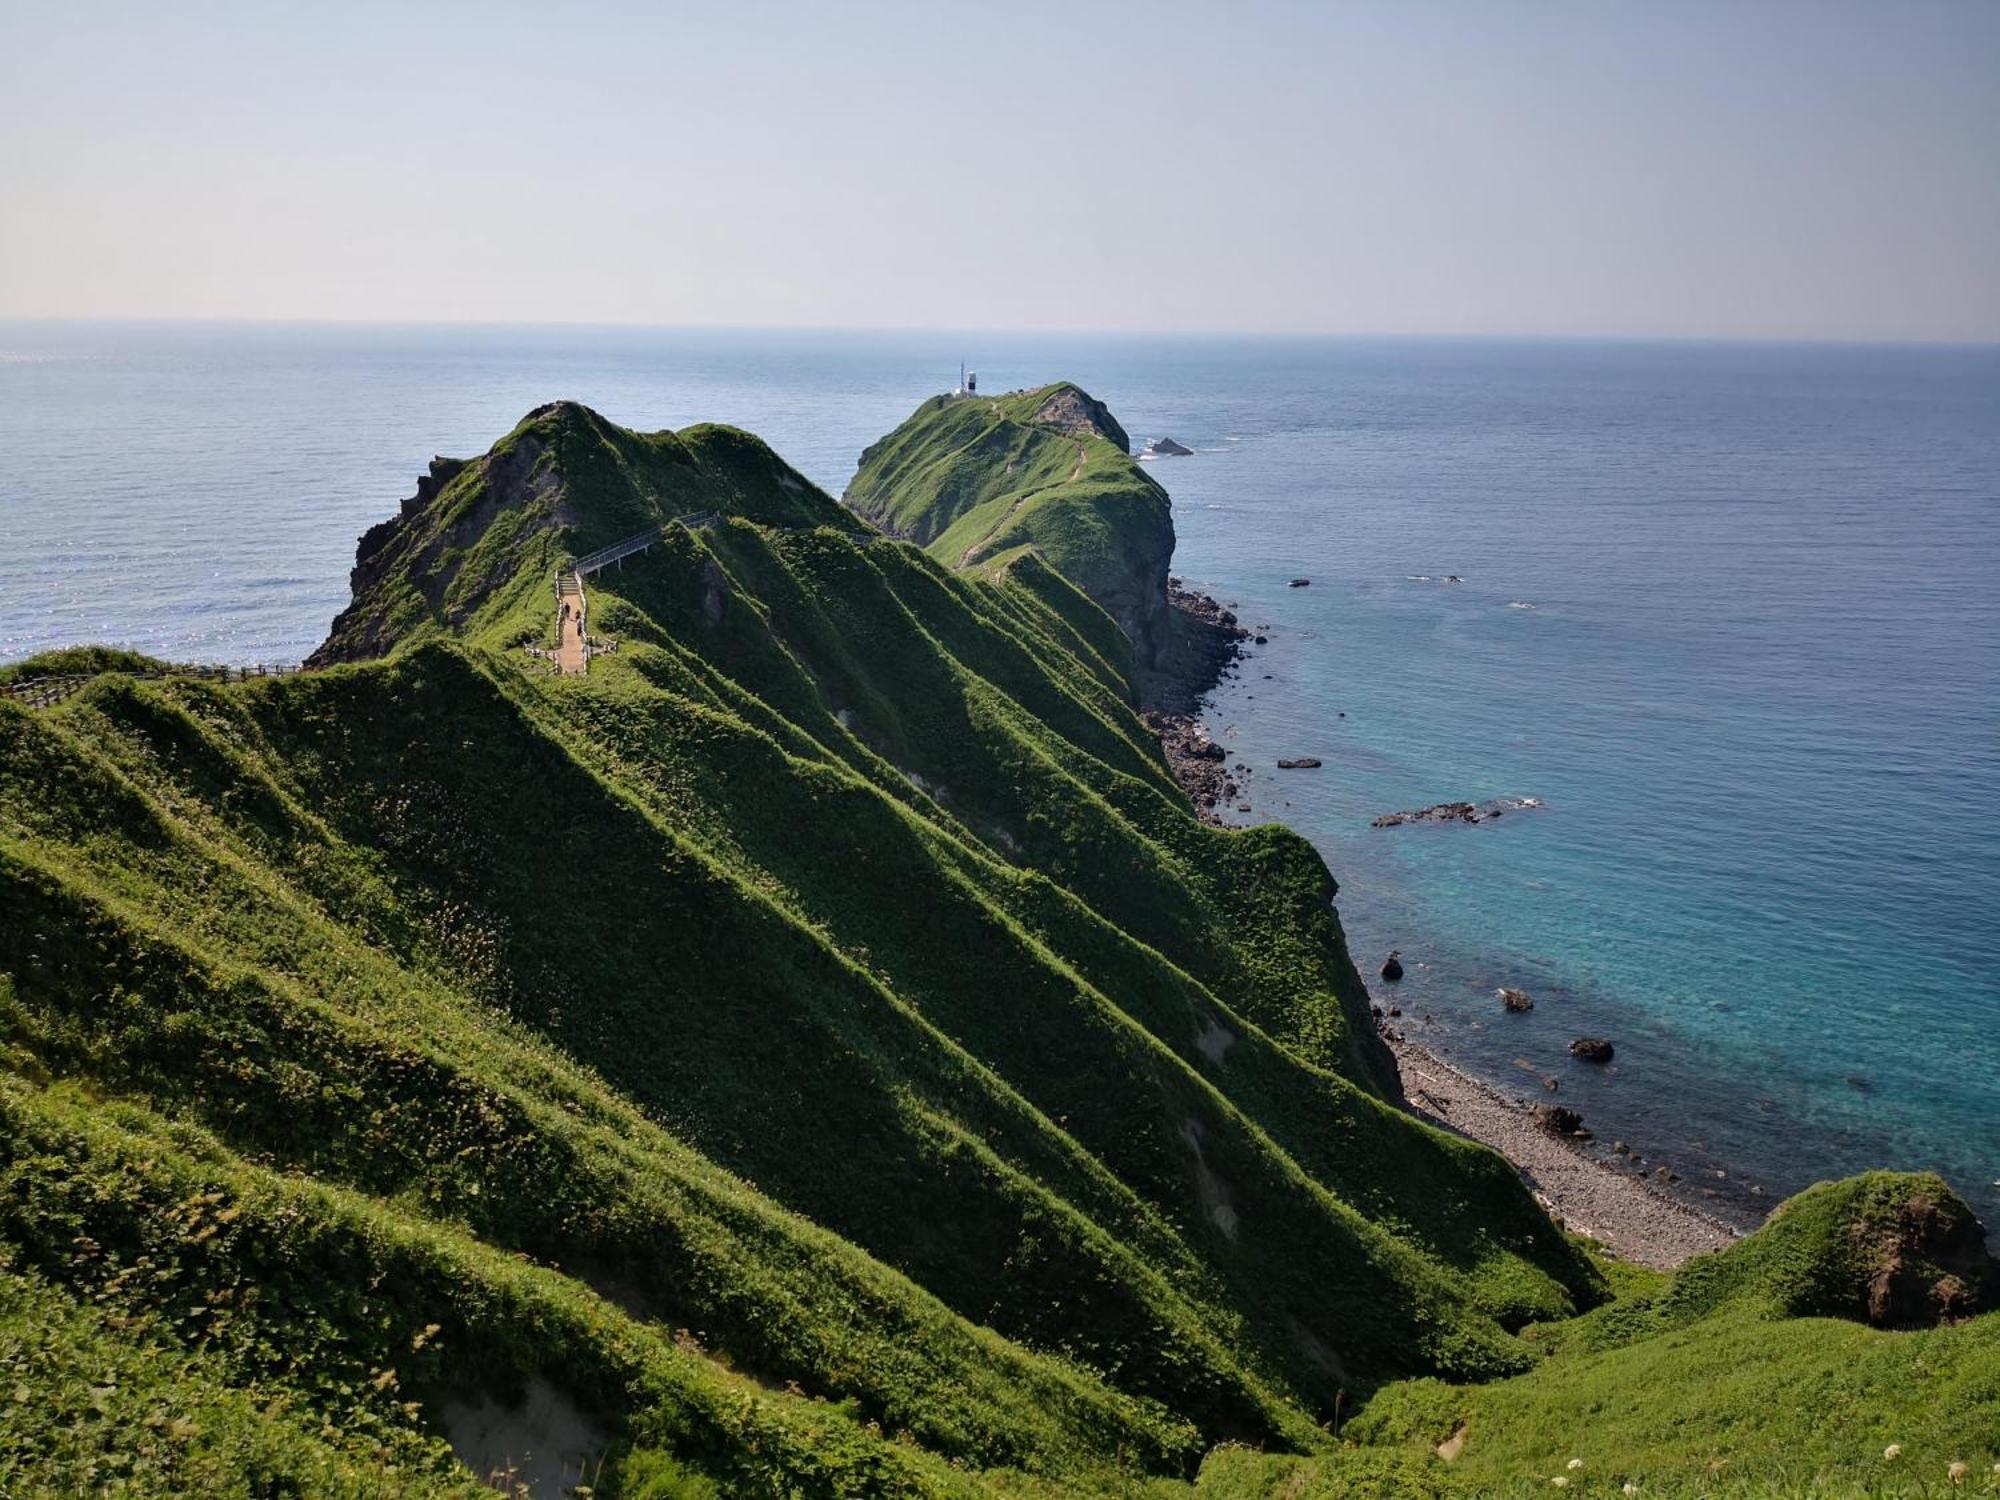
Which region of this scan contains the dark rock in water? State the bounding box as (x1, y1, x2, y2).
(1499, 987, 1534, 1013)
(1569, 1037, 1615, 1063)
(1145, 436, 1194, 457)
(1372, 796, 1542, 828)
(1288, 577, 1311, 587)
(1534, 1104, 1584, 1137)
(1380, 950, 1404, 982)
(1276, 757, 1323, 769)
(1253, 634, 1268, 644)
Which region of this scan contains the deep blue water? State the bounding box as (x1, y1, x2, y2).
(3, 322, 1995, 1224)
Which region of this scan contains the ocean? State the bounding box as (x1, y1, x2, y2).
(3, 321, 1995, 1224)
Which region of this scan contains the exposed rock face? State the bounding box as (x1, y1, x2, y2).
(1030, 384, 1130, 451)
(1138, 578, 1250, 716)
(1146, 437, 1194, 457)
(311, 430, 566, 666)
(1500, 987, 1535, 1013)
(410, 454, 468, 510)
(1861, 1187, 1992, 1327)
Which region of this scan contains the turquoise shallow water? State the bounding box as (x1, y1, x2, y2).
(3, 323, 1995, 1223)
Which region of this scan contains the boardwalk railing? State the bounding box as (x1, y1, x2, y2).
(569, 511, 722, 577)
(1, 662, 305, 711)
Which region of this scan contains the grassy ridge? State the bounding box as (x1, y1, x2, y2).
(844, 384, 1177, 670)
(2, 400, 1989, 1496)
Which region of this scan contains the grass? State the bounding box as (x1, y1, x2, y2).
(0, 398, 1988, 1496)
(1210, 1180, 2000, 1497)
(845, 384, 1178, 669)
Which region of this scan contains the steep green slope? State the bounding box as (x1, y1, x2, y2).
(0, 402, 1601, 1495)
(844, 384, 1177, 674)
(4, 397, 1986, 1498)
(1207, 1174, 1999, 1497)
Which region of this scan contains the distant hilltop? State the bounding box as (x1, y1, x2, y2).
(844, 381, 1176, 671)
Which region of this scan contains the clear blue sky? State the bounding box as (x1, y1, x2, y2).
(2, 0, 1994, 340)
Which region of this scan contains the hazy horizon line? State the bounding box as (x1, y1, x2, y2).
(4, 313, 1997, 353)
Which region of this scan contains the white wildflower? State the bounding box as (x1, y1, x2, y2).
(1947, 1461, 1968, 1485)
(1567, 1458, 1584, 1470)
(1883, 1444, 1903, 1461)
(1623, 1486, 1641, 1497)
(1551, 1479, 1569, 1490)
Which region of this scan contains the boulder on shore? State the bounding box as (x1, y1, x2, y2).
(1533, 1104, 1584, 1137)
(1500, 987, 1535, 1013)
(1569, 1037, 1615, 1063)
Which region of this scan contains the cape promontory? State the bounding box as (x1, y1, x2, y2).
(844, 382, 1178, 677)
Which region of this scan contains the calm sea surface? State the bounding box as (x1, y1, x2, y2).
(3, 322, 1995, 1223)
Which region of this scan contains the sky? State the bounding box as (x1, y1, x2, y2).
(1, 0, 1995, 341)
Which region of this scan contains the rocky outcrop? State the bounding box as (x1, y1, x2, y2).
(1030, 384, 1130, 451)
(1145, 710, 1238, 820)
(1372, 797, 1542, 828)
(311, 431, 564, 666)
(1500, 988, 1535, 1013)
(1859, 1187, 1991, 1327)
(409, 454, 468, 511)
(1534, 1104, 1586, 1137)
(1277, 758, 1323, 770)
(1380, 952, 1404, 982)
(1569, 1038, 1615, 1063)
(1145, 437, 1194, 457)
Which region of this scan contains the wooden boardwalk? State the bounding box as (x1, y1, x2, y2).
(549, 513, 720, 676)
(555, 572, 588, 675)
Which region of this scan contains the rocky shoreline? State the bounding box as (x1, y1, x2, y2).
(1138, 574, 1744, 1268)
(1387, 1034, 1740, 1269)
(1141, 578, 1252, 821)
